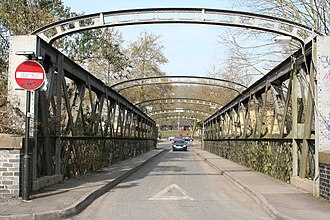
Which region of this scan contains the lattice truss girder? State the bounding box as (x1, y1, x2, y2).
(205, 42, 314, 139)
(203, 42, 316, 178)
(35, 38, 155, 177)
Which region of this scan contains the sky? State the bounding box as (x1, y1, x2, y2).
(62, 0, 245, 76)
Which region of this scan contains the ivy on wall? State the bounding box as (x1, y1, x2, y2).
(204, 140, 293, 182)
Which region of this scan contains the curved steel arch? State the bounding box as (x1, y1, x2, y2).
(136, 97, 223, 109)
(111, 76, 247, 94)
(32, 8, 319, 44)
(148, 108, 211, 117)
(152, 114, 206, 123)
(151, 115, 200, 121)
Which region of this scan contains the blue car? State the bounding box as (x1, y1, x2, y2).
(172, 140, 188, 151)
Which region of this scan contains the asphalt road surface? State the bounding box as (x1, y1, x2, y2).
(71, 142, 271, 220)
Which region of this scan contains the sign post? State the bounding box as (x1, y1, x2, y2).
(14, 60, 45, 201)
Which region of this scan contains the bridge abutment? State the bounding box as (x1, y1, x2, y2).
(316, 36, 330, 202)
(0, 134, 22, 198)
(319, 152, 330, 201)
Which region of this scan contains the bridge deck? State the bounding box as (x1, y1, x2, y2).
(194, 148, 330, 220)
(0, 145, 328, 219)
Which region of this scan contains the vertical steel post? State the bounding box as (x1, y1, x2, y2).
(299, 58, 314, 178)
(55, 55, 63, 174)
(291, 59, 298, 177)
(22, 91, 31, 201)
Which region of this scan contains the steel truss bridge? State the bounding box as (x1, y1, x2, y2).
(6, 7, 330, 202)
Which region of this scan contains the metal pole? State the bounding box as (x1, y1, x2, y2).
(22, 90, 31, 201)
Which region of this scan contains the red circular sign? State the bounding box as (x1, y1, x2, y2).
(15, 60, 45, 91)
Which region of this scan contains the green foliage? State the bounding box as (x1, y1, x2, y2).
(0, 0, 75, 81)
(0, 73, 7, 105)
(61, 139, 155, 178)
(205, 140, 293, 182)
(129, 31, 168, 74)
(0, 0, 70, 35)
(60, 28, 131, 86)
(121, 31, 172, 103)
(0, 0, 72, 64)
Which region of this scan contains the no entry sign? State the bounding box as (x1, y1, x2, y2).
(15, 60, 45, 91)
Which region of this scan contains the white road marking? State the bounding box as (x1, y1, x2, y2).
(16, 72, 44, 79)
(149, 184, 195, 201)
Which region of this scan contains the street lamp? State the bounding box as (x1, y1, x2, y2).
(273, 35, 293, 43)
(175, 108, 184, 131)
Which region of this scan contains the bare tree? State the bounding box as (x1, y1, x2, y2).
(248, 0, 329, 35)
(214, 0, 329, 85)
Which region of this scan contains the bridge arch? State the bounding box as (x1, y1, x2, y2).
(152, 115, 199, 120)
(148, 108, 210, 117)
(32, 8, 319, 44)
(110, 75, 247, 94)
(135, 98, 223, 109)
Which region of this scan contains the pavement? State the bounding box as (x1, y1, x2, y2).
(0, 145, 329, 220)
(193, 148, 330, 220)
(0, 149, 166, 220)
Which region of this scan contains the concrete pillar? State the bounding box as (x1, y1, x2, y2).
(8, 36, 38, 119)
(316, 36, 330, 201)
(316, 36, 330, 152)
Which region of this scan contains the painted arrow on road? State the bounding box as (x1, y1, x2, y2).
(149, 184, 195, 201)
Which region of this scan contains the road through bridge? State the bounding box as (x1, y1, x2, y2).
(2, 7, 330, 220)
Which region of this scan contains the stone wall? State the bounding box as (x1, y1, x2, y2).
(319, 151, 330, 202)
(0, 134, 22, 198)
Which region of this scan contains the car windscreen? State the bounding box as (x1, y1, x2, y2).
(174, 140, 185, 144)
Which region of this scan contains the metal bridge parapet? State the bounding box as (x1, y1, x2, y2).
(203, 40, 317, 183)
(8, 35, 156, 182)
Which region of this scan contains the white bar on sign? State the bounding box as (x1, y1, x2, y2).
(16, 72, 43, 79)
